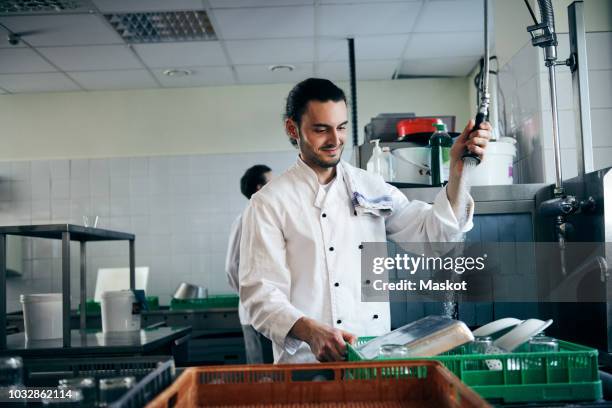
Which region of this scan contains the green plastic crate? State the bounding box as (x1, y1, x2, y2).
(170, 294, 239, 310)
(146, 296, 160, 311)
(348, 336, 602, 403)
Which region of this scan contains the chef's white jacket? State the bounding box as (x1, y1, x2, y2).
(238, 157, 473, 363)
(225, 213, 249, 325)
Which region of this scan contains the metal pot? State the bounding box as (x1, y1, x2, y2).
(173, 282, 208, 300)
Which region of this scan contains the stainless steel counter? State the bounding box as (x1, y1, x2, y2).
(398, 183, 549, 215)
(0, 326, 191, 357)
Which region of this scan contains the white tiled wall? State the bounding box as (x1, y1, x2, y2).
(497, 38, 546, 183)
(1, 150, 315, 311)
(540, 32, 612, 182)
(498, 31, 612, 183)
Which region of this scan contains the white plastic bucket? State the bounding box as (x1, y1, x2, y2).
(391, 147, 432, 185)
(20, 293, 62, 341)
(100, 290, 140, 332)
(469, 140, 517, 186)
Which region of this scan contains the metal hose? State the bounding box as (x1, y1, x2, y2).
(537, 0, 556, 32)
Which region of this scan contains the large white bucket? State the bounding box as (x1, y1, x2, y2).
(391, 147, 431, 185)
(101, 290, 140, 332)
(469, 139, 517, 186)
(20, 293, 63, 341)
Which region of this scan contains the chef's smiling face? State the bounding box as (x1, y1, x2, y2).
(289, 100, 348, 170)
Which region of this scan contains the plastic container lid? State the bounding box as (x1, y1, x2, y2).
(100, 290, 134, 300)
(434, 123, 447, 132)
(20, 293, 62, 303)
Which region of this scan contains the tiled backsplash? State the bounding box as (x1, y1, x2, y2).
(497, 37, 545, 183)
(1, 150, 310, 311)
(498, 31, 612, 183)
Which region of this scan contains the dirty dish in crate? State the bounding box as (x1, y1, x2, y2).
(469, 336, 493, 354)
(529, 335, 559, 353)
(378, 344, 409, 359)
(464, 336, 494, 370)
(472, 317, 523, 337)
(494, 319, 553, 352)
(355, 315, 474, 359)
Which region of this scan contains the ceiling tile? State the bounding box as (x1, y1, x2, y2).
(37, 45, 143, 71)
(68, 70, 158, 90)
(212, 6, 314, 39)
(400, 56, 479, 77)
(317, 59, 397, 81)
(0, 48, 57, 74)
(0, 14, 122, 47)
(92, 0, 204, 12)
(0, 72, 80, 93)
(153, 66, 235, 87)
(413, 0, 484, 32)
(133, 42, 228, 68)
(235, 63, 313, 84)
(210, 0, 313, 7)
(403, 32, 483, 59)
(318, 34, 409, 62)
(317, 2, 422, 36)
(226, 38, 313, 65)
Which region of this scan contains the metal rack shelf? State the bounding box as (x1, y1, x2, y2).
(0, 224, 136, 349)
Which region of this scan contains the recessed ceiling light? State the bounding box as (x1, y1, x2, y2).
(268, 64, 295, 72)
(163, 69, 192, 77)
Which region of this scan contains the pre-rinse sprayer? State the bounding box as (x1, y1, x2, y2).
(528, 0, 597, 275)
(461, 0, 490, 166)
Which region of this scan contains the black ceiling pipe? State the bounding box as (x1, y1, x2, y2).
(348, 38, 358, 150)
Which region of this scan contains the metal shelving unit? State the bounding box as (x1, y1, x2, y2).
(0, 224, 136, 349)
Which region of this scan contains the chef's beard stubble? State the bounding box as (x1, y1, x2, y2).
(297, 128, 344, 170)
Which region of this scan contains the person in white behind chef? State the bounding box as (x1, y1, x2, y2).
(239, 78, 491, 364)
(226, 164, 273, 364)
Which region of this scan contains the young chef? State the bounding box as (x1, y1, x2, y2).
(225, 165, 274, 363)
(239, 78, 491, 364)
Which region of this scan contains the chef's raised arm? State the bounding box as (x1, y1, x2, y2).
(385, 185, 474, 243)
(238, 195, 305, 353)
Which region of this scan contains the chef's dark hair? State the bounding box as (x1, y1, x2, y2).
(284, 78, 347, 146)
(241, 164, 272, 199)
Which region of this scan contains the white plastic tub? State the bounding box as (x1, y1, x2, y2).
(101, 290, 140, 333)
(20, 293, 63, 341)
(470, 139, 517, 186)
(391, 147, 432, 185)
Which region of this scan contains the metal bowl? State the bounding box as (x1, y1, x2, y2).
(173, 282, 208, 300)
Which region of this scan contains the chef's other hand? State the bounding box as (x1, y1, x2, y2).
(290, 317, 357, 362)
(450, 119, 492, 176)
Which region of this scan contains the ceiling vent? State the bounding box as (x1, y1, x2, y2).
(0, 0, 94, 15)
(104, 10, 217, 44)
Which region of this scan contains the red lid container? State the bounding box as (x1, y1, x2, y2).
(396, 118, 441, 139)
